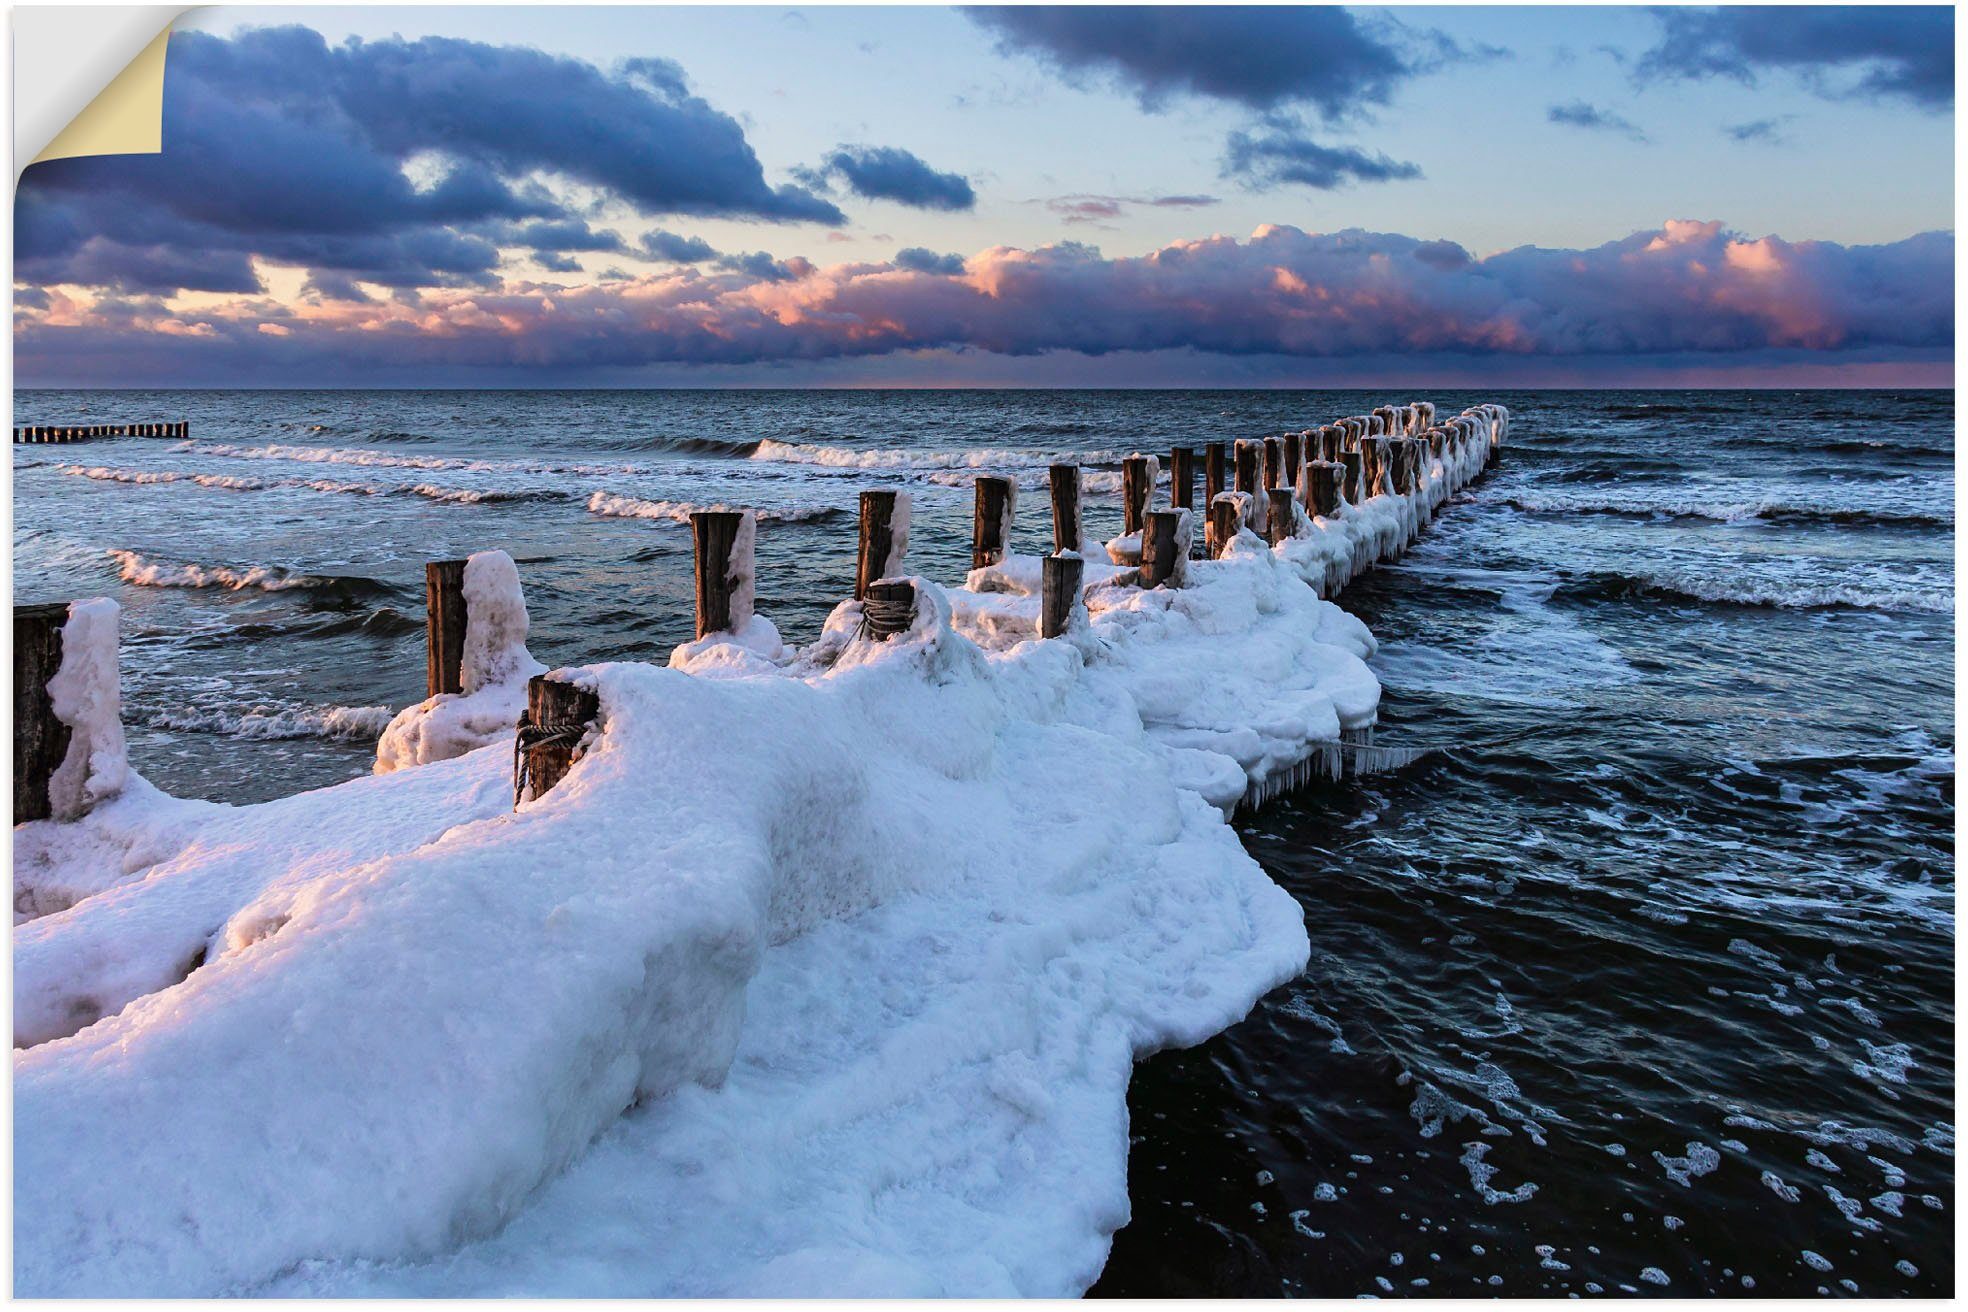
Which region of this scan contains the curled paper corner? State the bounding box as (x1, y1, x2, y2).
(15, 6, 191, 178)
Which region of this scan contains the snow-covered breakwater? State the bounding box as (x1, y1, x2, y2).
(14, 404, 1506, 1296)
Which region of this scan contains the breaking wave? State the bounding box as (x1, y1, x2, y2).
(144, 701, 394, 742)
(1502, 491, 1950, 529)
(109, 549, 393, 597)
(1559, 569, 1954, 614)
(751, 438, 1128, 472)
(584, 491, 842, 524)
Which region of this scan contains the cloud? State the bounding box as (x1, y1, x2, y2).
(894, 247, 967, 274)
(1222, 127, 1423, 190)
(20, 220, 1949, 385)
(1546, 100, 1649, 142)
(1637, 6, 1953, 109)
(806, 145, 977, 210)
(1041, 193, 1221, 225)
(532, 252, 581, 273)
(969, 5, 1422, 118)
(716, 250, 808, 282)
(15, 26, 840, 297)
(1724, 117, 1791, 145)
(641, 230, 720, 263)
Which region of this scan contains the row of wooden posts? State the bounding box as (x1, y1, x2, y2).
(14, 403, 1490, 818)
(14, 421, 188, 444)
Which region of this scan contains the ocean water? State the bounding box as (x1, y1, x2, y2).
(12, 388, 1954, 1295)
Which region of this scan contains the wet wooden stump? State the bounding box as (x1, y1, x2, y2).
(518, 674, 600, 804)
(1049, 464, 1082, 555)
(1141, 509, 1185, 587)
(691, 510, 745, 637)
(424, 560, 468, 697)
(974, 476, 1015, 569)
(1041, 553, 1084, 637)
(856, 490, 906, 599)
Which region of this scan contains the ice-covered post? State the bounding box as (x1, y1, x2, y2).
(856, 489, 908, 600)
(691, 509, 753, 638)
(1391, 439, 1418, 494)
(1205, 441, 1228, 507)
(1049, 464, 1082, 556)
(1233, 440, 1265, 533)
(15, 604, 71, 823)
(1121, 455, 1153, 535)
(1342, 449, 1365, 503)
(518, 674, 599, 803)
(1040, 554, 1083, 638)
(1262, 436, 1283, 491)
(1307, 462, 1344, 516)
(1141, 509, 1187, 588)
(1265, 490, 1296, 547)
(973, 476, 1015, 569)
(425, 560, 469, 697)
(1283, 431, 1303, 487)
(1169, 446, 1196, 509)
(1206, 494, 1243, 559)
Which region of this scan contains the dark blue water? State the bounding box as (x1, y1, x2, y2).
(12, 388, 1954, 1295)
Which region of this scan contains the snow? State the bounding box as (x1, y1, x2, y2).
(373, 549, 548, 774)
(14, 404, 1506, 1297)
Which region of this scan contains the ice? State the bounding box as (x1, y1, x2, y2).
(15, 402, 1508, 1296)
(44, 598, 129, 822)
(374, 549, 548, 774)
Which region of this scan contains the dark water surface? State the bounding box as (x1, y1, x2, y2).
(13, 389, 1954, 1296)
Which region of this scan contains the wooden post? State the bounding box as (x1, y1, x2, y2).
(518, 674, 600, 803)
(1342, 449, 1365, 504)
(973, 476, 1015, 569)
(1121, 455, 1153, 535)
(1169, 447, 1196, 509)
(1307, 462, 1343, 516)
(1204, 442, 1227, 507)
(691, 510, 745, 637)
(15, 603, 71, 824)
(857, 489, 906, 600)
(424, 559, 468, 697)
(1049, 464, 1081, 556)
(1233, 440, 1264, 533)
(1262, 436, 1283, 490)
(1391, 439, 1417, 494)
(861, 579, 917, 641)
(1266, 489, 1296, 546)
(1141, 510, 1185, 587)
(1206, 495, 1243, 559)
(1283, 431, 1302, 486)
(1040, 554, 1083, 637)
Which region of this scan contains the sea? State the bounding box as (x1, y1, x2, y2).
(12, 388, 1954, 1296)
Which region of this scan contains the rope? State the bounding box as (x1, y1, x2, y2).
(859, 590, 916, 641)
(513, 716, 588, 809)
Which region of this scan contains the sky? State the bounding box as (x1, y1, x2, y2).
(13, 4, 1956, 388)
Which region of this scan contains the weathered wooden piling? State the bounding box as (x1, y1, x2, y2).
(1206, 494, 1244, 559)
(424, 560, 469, 697)
(1169, 447, 1197, 509)
(1049, 464, 1082, 555)
(1282, 431, 1303, 485)
(1233, 439, 1262, 527)
(691, 510, 747, 637)
(1303, 461, 1344, 517)
(856, 489, 907, 600)
(1205, 441, 1227, 507)
(1141, 509, 1186, 588)
(861, 580, 917, 641)
(1040, 554, 1083, 638)
(516, 674, 600, 804)
(15, 603, 72, 824)
(1262, 436, 1284, 491)
(1390, 439, 1418, 495)
(1265, 490, 1296, 547)
(1342, 449, 1365, 503)
(973, 476, 1015, 569)
(1121, 455, 1154, 535)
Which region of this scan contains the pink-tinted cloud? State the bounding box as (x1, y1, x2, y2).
(14, 219, 1951, 385)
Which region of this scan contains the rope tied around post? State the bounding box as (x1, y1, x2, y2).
(512, 716, 588, 808)
(859, 581, 917, 642)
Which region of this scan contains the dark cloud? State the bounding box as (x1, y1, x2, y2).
(15, 26, 840, 296)
(808, 145, 977, 210)
(1724, 117, 1790, 145)
(1637, 6, 1952, 109)
(532, 252, 582, 273)
(894, 248, 967, 274)
(641, 230, 721, 263)
(968, 6, 1417, 119)
(1547, 100, 1649, 142)
(25, 220, 1944, 384)
(1041, 193, 1221, 225)
(1222, 127, 1423, 190)
(716, 250, 807, 282)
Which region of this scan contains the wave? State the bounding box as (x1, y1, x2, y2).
(60, 463, 564, 507)
(110, 549, 393, 597)
(144, 702, 394, 742)
(751, 438, 1128, 472)
(1502, 492, 1951, 529)
(1558, 569, 1953, 614)
(180, 441, 477, 472)
(584, 491, 842, 524)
